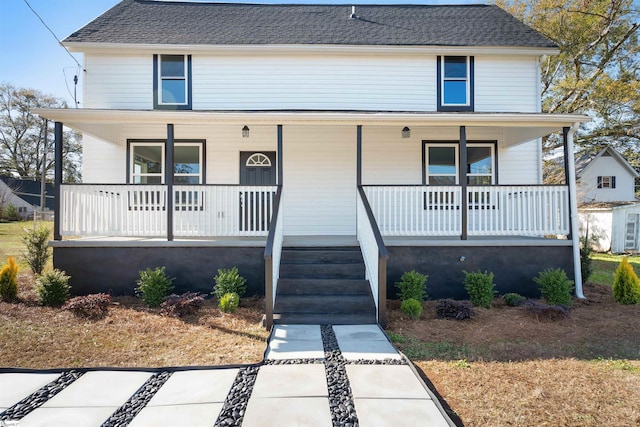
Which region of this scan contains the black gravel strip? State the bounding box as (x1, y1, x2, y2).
(347, 358, 408, 365)
(101, 371, 172, 427)
(263, 358, 324, 365)
(214, 366, 259, 427)
(321, 325, 359, 427)
(0, 370, 83, 421)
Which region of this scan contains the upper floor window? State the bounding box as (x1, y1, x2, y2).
(153, 54, 192, 110)
(597, 176, 616, 189)
(437, 56, 474, 112)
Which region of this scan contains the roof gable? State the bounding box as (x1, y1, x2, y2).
(576, 147, 640, 179)
(65, 1, 557, 48)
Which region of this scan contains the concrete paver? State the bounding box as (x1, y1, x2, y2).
(334, 325, 401, 360)
(242, 397, 333, 427)
(346, 364, 432, 399)
(251, 364, 328, 398)
(128, 403, 224, 427)
(146, 369, 238, 406)
(355, 398, 451, 427)
(18, 407, 118, 427)
(0, 373, 60, 409)
(265, 325, 325, 360)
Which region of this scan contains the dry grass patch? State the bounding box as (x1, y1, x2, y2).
(0, 274, 268, 368)
(387, 282, 640, 426)
(418, 359, 640, 427)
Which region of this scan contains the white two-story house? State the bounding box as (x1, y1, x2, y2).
(36, 0, 588, 328)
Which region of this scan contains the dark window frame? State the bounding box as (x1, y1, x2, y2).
(153, 54, 193, 110)
(422, 140, 498, 185)
(126, 139, 206, 184)
(437, 56, 474, 112)
(597, 175, 616, 189)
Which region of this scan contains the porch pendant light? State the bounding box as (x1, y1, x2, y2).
(242, 125, 250, 138)
(402, 126, 411, 139)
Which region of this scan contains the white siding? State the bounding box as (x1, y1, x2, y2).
(498, 139, 541, 184)
(82, 135, 126, 183)
(84, 54, 152, 109)
(474, 55, 539, 113)
(192, 54, 435, 111)
(578, 156, 637, 203)
(283, 126, 357, 235)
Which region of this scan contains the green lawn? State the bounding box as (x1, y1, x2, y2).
(0, 220, 53, 270)
(589, 253, 640, 286)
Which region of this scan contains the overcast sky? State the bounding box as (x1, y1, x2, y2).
(0, 0, 487, 106)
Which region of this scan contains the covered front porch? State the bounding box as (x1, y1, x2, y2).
(36, 108, 588, 328)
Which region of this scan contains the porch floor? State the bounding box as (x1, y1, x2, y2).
(52, 234, 572, 248)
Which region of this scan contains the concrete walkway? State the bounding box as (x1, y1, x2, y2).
(0, 325, 455, 426)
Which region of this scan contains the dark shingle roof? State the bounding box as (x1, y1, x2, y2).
(65, 0, 556, 48)
(0, 177, 55, 210)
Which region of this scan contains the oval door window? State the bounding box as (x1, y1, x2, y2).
(246, 153, 272, 167)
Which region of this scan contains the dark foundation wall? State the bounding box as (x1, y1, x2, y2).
(54, 246, 266, 297)
(387, 245, 575, 300)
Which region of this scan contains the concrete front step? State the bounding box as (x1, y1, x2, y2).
(281, 248, 364, 264)
(277, 278, 372, 296)
(274, 295, 375, 314)
(279, 263, 365, 280)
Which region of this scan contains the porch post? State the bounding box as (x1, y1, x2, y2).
(277, 125, 283, 185)
(166, 124, 174, 241)
(564, 124, 585, 299)
(459, 126, 468, 240)
(53, 121, 63, 241)
(356, 125, 362, 186)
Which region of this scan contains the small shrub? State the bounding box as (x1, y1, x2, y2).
(503, 292, 526, 307)
(63, 294, 112, 319)
(580, 236, 594, 282)
(436, 299, 475, 320)
(0, 256, 19, 301)
(35, 269, 71, 306)
(612, 257, 640, 305)
(401, 298, 423, 319)
(219, 292, 239, 313)
(534, 268, 574, 306)
(22, 226, 51, 275)
(161, 292, 206, 317)
(463, 270, 496, 309)
(135, 267, 175, 307)
(395, 270, 428, 301)
(213, 267, 247, 300)
(3, 204, 19, 221)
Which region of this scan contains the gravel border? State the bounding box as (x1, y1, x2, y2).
(0, 370, 83, 421)
(214, 366, 259, 427)
(101, 371, 172, 427)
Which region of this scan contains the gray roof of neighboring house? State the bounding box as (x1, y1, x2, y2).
(64, 0, 557, 48)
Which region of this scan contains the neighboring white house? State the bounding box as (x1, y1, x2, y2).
(577, 147, 640, 253)
(0, 177, 55, 219)
(35, 1, 589, 327)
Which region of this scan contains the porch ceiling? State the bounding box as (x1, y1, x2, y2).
(33, 108, 588, 146)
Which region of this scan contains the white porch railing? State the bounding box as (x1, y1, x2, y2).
(363, 185, 569, 237)
(467, 186, 569, 236)
(264, 187, 283, 329)
(60, 184, 277, 237)
(364, 186, 462, 236)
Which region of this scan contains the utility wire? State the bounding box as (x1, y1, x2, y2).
(22, 0, 83, 70)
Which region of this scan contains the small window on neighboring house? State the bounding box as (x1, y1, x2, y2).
(154, 54, 192, 109)
(438, 56, 474, 111)
(597, 176, 616, 189)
